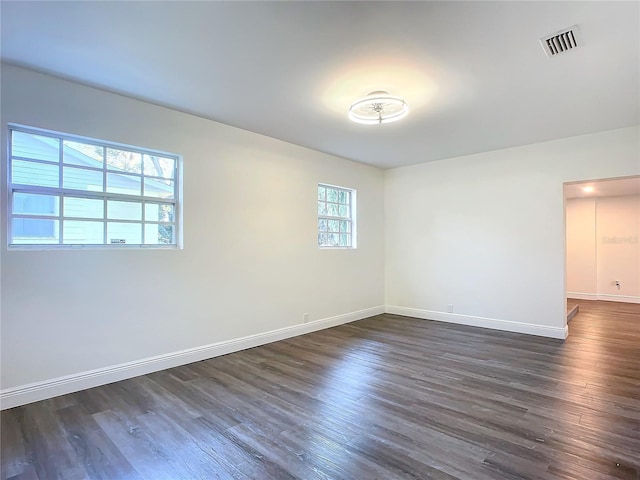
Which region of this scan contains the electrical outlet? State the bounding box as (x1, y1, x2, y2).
(303, 313, 309, 323)
(615, 280, 621, 289)
(447, 304, 453, 313)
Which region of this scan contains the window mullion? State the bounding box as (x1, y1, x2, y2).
(11, 213, 61, 220)
(9, 155, 61, 166)
(10, 184, 63, 196)
(11, 185, 173, 204)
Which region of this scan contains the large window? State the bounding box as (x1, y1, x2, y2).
(8, 126, 180, 247)
(317, 183, 356, 248)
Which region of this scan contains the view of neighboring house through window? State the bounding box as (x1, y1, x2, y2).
(8, 126, 180, 247)
(317, 183, 356, 248)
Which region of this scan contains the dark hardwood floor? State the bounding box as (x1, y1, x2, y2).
(2, 300, 639, 479)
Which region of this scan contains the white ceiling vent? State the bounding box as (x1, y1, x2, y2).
(540, 25, 581, 58)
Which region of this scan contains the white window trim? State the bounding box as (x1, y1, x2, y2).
(7, 124, 182, 250)
(318, 183, 357, 249)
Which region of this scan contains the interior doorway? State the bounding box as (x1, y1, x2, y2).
(564, 175, 640, 326)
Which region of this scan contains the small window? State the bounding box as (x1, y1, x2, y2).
(8, 126, 180, 247)
(318, 183, 356, 248)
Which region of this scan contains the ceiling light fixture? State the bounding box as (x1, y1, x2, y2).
(582, 186, 594, 193)
(348, 91, 409, 125)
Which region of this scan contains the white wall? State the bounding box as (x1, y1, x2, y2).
(566, 195, 640, 302)
(597, 195, 640, 300)
(0, 65, 385, 399)
(566, 195, 640, 303)
(566, 198, 597, 296)
(385, 126, 640, 338)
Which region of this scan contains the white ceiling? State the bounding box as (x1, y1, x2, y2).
(1, 1, 638, 169)
(565, 176, 640, 199)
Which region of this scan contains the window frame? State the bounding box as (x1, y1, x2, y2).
(7, 124, 182, 249)
(317, 183, 357, 249)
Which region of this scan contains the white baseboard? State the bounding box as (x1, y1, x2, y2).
(567, 292, 640, 304)
(566, 292, 599, 301)
(385, 306, 568, 340)
(0, 305, 385, 410)
(594, 294, 640, 304)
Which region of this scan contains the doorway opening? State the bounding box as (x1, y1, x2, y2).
(564, 175, 640, 327)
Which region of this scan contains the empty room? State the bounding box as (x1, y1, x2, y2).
(1, 1, 639, 479)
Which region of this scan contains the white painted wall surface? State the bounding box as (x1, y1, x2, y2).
(596, 196, 639, 301)
(385, 126, 640, 336)
(566, 198, 597, 296)
(0, 65, 385, 393)
(566, 195, 640, 302)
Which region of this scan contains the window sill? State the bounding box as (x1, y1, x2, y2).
(8, 244, 181, 251)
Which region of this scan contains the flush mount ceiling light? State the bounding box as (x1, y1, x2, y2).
(348, 91, 409, 125)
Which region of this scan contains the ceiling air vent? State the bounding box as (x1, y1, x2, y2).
(540, 25, 581, 58)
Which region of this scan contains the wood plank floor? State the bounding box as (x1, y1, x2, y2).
(2, 300, 639, 479)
